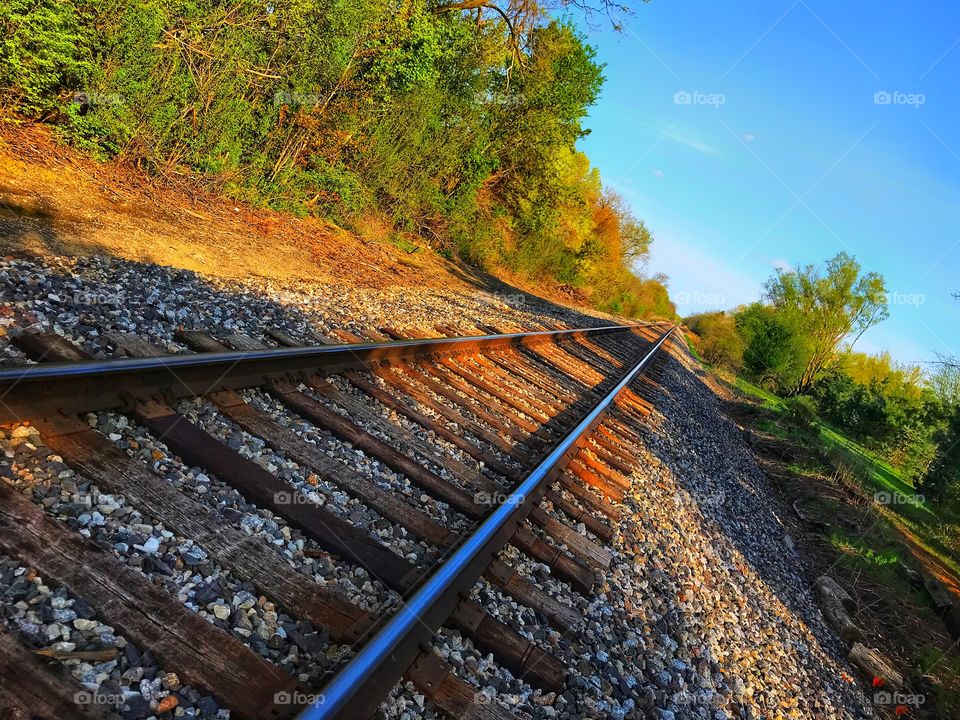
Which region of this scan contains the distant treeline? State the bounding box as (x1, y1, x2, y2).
(0, 0, 674, 319)
(686, 252, 960, 499)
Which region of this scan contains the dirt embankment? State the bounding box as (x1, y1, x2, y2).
(0, 121, 597, 313)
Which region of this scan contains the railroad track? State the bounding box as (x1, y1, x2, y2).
(0, 319, 677, 720)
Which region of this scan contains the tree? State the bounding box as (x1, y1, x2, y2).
(432, 0, 643, 60)
(929, 357, 960, 405)
(600, 190, 652, 267)
(920, 406, 960, 501)
(764, 252, 888, 394)
(735, 302, 800, 388)
(685, 311, 744, 370)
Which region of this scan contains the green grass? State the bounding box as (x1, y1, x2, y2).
(720, 366, 960, 713)
(733, 374, 922, 501)
(725, 369, 960, 576)
(733, 376, 784, 411)
(816, 421, 927, 505)
(830, 531, 900, 568)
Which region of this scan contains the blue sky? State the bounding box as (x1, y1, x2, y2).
(577, 0, 960, 365)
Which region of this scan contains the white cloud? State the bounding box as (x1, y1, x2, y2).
(662, 126, 721, 156)
(771, 258, 792, 272)
(633, 118, 721, 156)
(653, 169, 665, 178)
(743, 132, 756, 142)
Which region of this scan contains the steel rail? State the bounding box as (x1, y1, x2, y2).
(0, 324, 654, 423)
(299, 325, 676, 720)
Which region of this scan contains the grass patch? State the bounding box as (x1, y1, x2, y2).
(831, 531, 899, 568)
(388, 233, 422, 255)
(722, 368, 960, 574)
(733, 376, 784, 411)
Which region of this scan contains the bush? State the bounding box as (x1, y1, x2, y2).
(781, 395, 818, 430)
(0, 4, 668, 321)
(0, 0, 93, 115)
(921, 406, 960, 501)
(684, 312, 744, 369)
(735, 302, 800, 388)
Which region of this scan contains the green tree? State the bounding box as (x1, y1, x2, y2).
(764, 252, 888, 394)
(920, 406, 960, 501)
(930, 356, 960, 406)
(0, 0, 93, 115)
(734, 302, 801, 388)
(685, 311, 744, 370)
(812, 352, 944, 479)
(0, 0, 666, 322)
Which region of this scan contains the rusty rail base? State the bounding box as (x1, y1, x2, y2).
(300, 326, 675, 720)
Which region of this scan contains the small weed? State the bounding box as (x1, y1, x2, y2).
(830, 531, 899, 567)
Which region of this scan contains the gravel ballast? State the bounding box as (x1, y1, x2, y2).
(0, 254, 875, 719)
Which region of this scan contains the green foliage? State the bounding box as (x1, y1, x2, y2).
(0, 0, 94, 115)
(686, 254, 951, 486)
(764, 252, 889, 394)
(812, 353, 944, 481)
(0, 1, 663, 319)
(735, 302, 800, 388)
(921, 406, 960, 501)
(684, 311, 744, 369)
(781, 395, 818, 430)
(929, 358, 960, 407)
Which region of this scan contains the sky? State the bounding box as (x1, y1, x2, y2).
(576, 0, 960, 365)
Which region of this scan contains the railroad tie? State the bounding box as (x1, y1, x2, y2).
(0, 483, 306, 720)
(114, 331, 456, 548)
(215, 332, 505, 494)
(35, 414, 372, 642)
(405, 651, 519, 720)
(135, 396, 425, 593)
(341, 370, 523, 482)
(543, 489, 615, 543)
(556, 473, 623, 521)
(0, 625, 105, 720)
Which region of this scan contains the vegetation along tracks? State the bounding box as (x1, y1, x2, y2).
(0, 319, 677, 719)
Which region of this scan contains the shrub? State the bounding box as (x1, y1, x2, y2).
(0, 0, 93, 115)
(684, 311, 744, 369)
(735, 302, 800, 388)
(781, 395, 818, 430)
